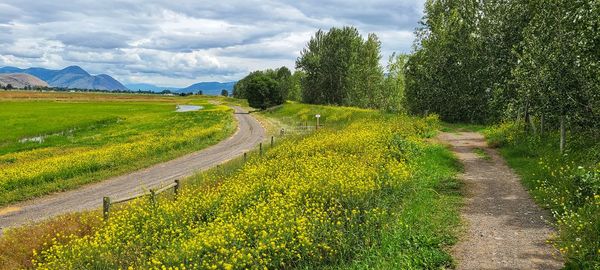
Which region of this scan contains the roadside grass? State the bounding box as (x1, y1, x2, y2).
(484, 123, 599, 268)
(0, 212, 102, 269)
(0, 92, 236, 205)
(328, 144, 463, 269)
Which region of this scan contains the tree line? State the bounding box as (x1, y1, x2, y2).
(405, 0, 599, 135)
(234, 1, 597, 150)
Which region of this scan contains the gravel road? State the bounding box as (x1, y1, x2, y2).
(439, 132, 563, 269)
(0, 106, 265, 234)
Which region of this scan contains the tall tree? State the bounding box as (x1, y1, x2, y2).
(405, 0, 486, 123)
(296, 26, 384, 108)
(381, 53, 409, 113)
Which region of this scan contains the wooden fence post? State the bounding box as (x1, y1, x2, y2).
(271, 136, 274, 147)
(260, 143, 263, 156)
(174, 179, 180, 197)
(244, 152, 247, 162)
(103, 196, 110, 221)
(150, 189, 156, 206)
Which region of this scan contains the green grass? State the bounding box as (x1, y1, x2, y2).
(440, 122, 487, 133)
(260, 101, 376, 129)
(473, 147, 491, 160)
(0, 92, 236, 205)
(328, 145, 463, 269)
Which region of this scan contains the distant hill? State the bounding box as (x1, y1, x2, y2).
(124, 83, 181, 92)
(0, 73, 49, 88)
(178, 81, 236, 95)
(125, 81, 236, 95)
(0, 66, 128, 91)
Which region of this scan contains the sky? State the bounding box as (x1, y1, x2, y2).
(0, 0, 426, 87)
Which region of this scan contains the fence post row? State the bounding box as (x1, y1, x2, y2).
(102, 178, 180, 222)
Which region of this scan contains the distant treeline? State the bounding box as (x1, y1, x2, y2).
(1, 85, 199, 96)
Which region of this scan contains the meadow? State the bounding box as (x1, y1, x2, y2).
(0, 91, 235, 205)
(0, 102, 462, 269)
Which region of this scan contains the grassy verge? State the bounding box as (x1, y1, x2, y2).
(484, 122, 599, 268)
(330, 145, 463, 269)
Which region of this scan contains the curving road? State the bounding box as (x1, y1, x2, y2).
(0, 106, 265, 234)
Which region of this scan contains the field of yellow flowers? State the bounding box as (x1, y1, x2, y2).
(32, 111, 452, 269)
(0, 92, 235, 205)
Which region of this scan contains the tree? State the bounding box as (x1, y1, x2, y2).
(246, 74, 282, 110)
(296, 26, 384, 108)
(381, 53, 409, 113)
(6, 84, 13, 90)
(511, 0, 600, 152)
(287, 71, 305, 101)
(197, 90, 203, 95)
(234, 67, 296, 101)
(221, 89, 229, 97)
(405, 0, 486, 123)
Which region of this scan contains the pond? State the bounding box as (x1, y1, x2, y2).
(175, 105, 204, 112)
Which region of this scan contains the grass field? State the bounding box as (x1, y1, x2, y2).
(0, 91, 235, 205)
(2, 102, 461, 269)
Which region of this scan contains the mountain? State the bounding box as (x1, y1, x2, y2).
(124, 83, 181, 92)
(178, 81, 236, 95)
(0, 66, 128, 91)
(0, 73, 49, 88)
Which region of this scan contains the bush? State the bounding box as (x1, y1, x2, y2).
(245, 74, 283, 110)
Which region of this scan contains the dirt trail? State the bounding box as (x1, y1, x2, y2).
(438, 132, 562, 270)
(0, 106, 265, 234)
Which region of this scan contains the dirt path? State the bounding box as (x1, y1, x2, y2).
(0, 106, 265, 234)
(438, 132, 562, 269)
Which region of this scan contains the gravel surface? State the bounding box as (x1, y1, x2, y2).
(0, 106, 265, 234)
(438, 132, 563, 270)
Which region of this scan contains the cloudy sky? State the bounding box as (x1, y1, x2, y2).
(0, 0, 425, 87)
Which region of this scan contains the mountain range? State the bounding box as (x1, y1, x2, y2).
(125, 81, 236, 95)
(0, 66, 128, 90)
(0, 65, 237, 95)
